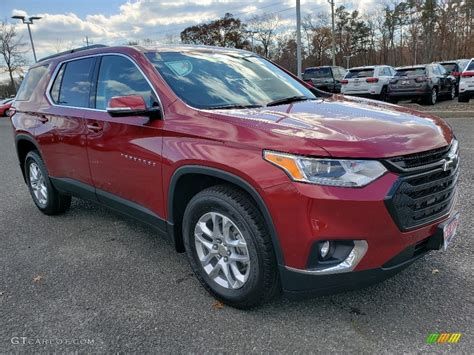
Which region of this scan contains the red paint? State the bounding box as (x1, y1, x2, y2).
(10, 45, 456, 271)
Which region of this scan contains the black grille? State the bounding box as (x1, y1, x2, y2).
(387, 145, 450, 170)
(385, 155, 459, 231)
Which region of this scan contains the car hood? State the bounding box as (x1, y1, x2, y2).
(201, 95, 453, 158)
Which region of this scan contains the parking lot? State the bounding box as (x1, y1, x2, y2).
(0, 116, 472, 352)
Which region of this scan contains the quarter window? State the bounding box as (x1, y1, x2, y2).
(50, 57, 95, 107)
(95, 55, 157, 110)
(16, 65, 48, 101)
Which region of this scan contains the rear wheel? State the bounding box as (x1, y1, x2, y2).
(182, 185, 279, 309)
(425, 87, 437, 105)
(458, 93, 469, 103)
(379, 86, 388, 101)
(25, 151, 71, 215)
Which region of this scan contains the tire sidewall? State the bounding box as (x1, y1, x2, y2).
(183, 194, 265, 304)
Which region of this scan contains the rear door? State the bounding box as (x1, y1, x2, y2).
(38, 57, 96, 186)
(84, 54, 166, 218)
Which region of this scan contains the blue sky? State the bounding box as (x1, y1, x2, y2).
(1, 0, 378, 69)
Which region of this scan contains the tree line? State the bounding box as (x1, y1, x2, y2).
(180, 0, 473, 74)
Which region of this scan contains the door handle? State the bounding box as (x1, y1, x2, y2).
(39, 115, 49, 124)
(87, 122, 103, 132)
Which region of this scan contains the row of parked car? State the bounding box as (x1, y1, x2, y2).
(302, 58, 474, 104)
(0, 98, 14, 116)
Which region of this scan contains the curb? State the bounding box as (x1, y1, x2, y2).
(427, 111, 474, 118)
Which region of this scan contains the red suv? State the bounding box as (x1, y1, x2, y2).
(10, 45, 460, 308)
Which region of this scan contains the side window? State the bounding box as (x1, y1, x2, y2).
(95, 55, 157, 110)
(50, 57, 95, 107)
(16, 65, 48, 101)
(432, 65, 440, 75)
(438, 65, 447, 75)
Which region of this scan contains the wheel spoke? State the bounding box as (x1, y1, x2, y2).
(195, 233, 214, 251)
(196, 221, 213, 238)
(229, 263, 246, 286)
(229, 253, 250, 263)
(200, 250, 217, 266)
(227, 238, 247, 248)
(207, 260, 222, 279)
(221, 262, 235, 289)
(211, 212, 221, 237)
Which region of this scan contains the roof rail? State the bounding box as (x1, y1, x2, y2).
(38, 44, 108, 62)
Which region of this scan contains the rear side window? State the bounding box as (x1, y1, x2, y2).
(95, 55, 157, 110)
(16, 65, 48, 101)
(50, 57, 95, 107)
(345, 69, 374, 79)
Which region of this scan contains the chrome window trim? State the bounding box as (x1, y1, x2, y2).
(45, 52, 165, 118)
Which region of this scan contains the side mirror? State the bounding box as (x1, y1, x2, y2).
(106, 95, 161, 119)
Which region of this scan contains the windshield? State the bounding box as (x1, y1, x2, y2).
(146, 51, 315, 109)
(396, 68, 426, 76)
(345, 69, 374, 79)
(303, 68, 332, 80)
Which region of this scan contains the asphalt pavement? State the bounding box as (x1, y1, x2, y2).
(0, 117, 472, 353)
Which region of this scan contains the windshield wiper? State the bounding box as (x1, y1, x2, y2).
(266, 95, 310, 107)
(206, 104, 263, 110)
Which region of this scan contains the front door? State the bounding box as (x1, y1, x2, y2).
(84, 54, 166, 219)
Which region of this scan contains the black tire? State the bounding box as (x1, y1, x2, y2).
(379, 86, 388, 101)
(458, 94, 470, 103)
(425, 87, 437, 105)
(25, 150, 71, 215)
(182, 185, 280, 309)
(448, 85, 455, 100)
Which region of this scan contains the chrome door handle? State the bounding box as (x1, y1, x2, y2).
(87, 122, 103, 132)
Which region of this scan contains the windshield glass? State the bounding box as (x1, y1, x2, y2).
(345, 69, 374, 78)
(303, 68, 332, 80)
(146, 51, 315, 109)
(396, 68, 426, 76)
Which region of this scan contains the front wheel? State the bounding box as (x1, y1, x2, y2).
(25, 151, 71, 215)
(182, 185, 279, 309)
(379, 86, 388, 101)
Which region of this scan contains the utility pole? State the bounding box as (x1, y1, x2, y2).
(296, 0, 302, 78)
(85, 36, 89, 46)
(12, 15, 41, 62)
(328, 0, 336, 66)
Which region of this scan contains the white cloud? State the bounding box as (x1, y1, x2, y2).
(7, 0, 381, 63)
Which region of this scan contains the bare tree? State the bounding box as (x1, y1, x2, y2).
(0, 22, 27, 92)
(248, 14, 280, 58)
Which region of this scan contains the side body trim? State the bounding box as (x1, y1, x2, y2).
(50, 177, 167, 234)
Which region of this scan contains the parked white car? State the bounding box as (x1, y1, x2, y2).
(458, 58, 474, 102)
(341, 65, 396, 101)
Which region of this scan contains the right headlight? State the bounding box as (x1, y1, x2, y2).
(264, 150, 387, 187)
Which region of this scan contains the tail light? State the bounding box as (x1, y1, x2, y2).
(340, 79, 349, 85)
(415, 76, 427, 83)
(451, 71, 460, 77)
(365, 77, 379, 83)
(461, 71, 474, 78)
(303, 80, 315, 88)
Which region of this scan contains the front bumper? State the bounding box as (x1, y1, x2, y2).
(280, 230, 444, 297)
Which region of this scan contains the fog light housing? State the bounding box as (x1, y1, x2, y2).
(320, 241, 331, 259)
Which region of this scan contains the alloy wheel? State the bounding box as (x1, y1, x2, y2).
(194, 212, 251, 289)
(29, 162, 48, 207)
(431, 88, 437, 104)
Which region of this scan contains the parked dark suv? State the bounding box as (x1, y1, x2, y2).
(388, 64, 456, 105)
(10, 45, 460, 308)
(302, 66, 347, 93)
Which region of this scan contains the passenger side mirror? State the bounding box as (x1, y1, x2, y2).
(106, 95, 161, 119)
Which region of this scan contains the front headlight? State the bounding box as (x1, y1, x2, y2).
(264, 150, 387, 187)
